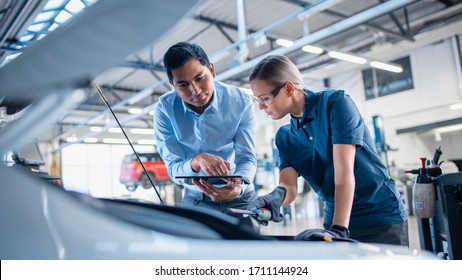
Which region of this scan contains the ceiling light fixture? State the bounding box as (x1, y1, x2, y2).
(130, 128, 153, 135)
(128, 108, 143, 114)
(66, 135, 78, 143)
(370, 61, 403, 73)
(275, 38, 294, 47)
(83, 138, 98, 143)
(89, 126, 102, 132)
(137, 139, 157, 145)
(302, 45, 324, 54)
(108, 127, 122, 133)
(327, 51, 367, 64)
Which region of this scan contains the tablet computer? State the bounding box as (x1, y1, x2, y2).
(175, 175, 242, 185)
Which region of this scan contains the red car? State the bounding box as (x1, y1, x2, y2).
(119, 152, 171, 192)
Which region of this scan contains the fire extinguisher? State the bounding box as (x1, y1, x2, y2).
(405, 147, 443, 218)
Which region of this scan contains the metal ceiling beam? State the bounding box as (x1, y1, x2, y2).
(98, 84, 146, 94)
(322, 9, 414, 42)
(379, 0, 412, 38)
(196, 15, 278, 43)
(283, 0, 415, 42)
(235, 0, 249, 62)
(215, 0, 417, 81)
(194, 0, 332, 59)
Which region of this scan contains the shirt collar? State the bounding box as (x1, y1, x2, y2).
(180, 82, 218, 115)
(291, 89, 317, 129)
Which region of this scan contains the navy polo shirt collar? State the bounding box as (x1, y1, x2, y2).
(291, 89, 317, 129)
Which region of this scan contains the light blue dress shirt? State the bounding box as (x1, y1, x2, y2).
(154, 81, 257, 192)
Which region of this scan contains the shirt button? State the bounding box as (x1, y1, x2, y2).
(309, 136, 313, 140)
(303, 125, 306, 129)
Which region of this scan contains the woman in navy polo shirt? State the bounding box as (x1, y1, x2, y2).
(248, 54, 408, 246)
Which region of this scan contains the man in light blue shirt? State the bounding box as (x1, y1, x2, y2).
(154, 42, 257, 219)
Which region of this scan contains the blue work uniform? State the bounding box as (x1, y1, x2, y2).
(276, 89, 408, 231)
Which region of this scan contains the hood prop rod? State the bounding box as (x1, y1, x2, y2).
(95, 83, 165, 205)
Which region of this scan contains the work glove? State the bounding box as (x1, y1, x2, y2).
(294, 225, 356, 242)
(248, 186, 286, 222)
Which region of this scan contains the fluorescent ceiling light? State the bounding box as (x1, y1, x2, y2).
(66, 136, 78, 142)
(434, 124, 462, 133)
(130, 128, 152, 135)
(138, 139, 157, 145)
(90, 126, 102, 132)
(275, 38, 294, 47)
(103, 138, 127, 144)
(370, 61, 403, 73)
(328, 51, 367, 64)
(108, 127, 122, 133)
(449, 103, 462, 110)
(83, 138, 98, 143)
(302, 45, 324, 54)
(128, 108, 143, 114)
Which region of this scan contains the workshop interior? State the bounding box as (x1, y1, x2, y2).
(1, 0, 461, 260)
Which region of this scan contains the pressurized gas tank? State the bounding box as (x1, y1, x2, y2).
(412, 178, 436, 218)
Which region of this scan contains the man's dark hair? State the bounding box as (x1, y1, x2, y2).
(163, 42, 211, 81)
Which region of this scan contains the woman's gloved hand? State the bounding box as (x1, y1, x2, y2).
(294, 225, 356, 242)
(248, 186, 286, 222)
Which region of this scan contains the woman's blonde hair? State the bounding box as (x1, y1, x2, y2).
(249, 55, 305, 91)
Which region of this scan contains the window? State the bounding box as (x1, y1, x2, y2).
(362, 56, 414, 100)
